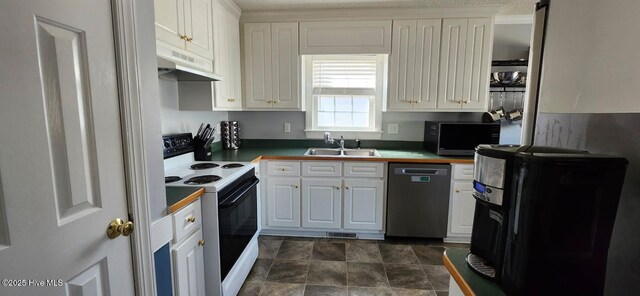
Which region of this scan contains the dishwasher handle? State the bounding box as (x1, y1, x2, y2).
(393, 168, 449, 176)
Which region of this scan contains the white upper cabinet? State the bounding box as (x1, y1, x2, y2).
(155, 0, 214, 64)
(462, 18, 492, 110)
(271, 23, 300, 109)
(438, 18, 492, 111)
(388, 19, 441, 111)
(212, 0, 242, 110)
(155, 0, 186, 49)
(184, 0, 214, 59)
(300, 21, 392, 55)
(243, 22, 300, 110)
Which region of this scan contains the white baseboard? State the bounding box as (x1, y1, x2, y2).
(444, 236, 471, 244)
(260, 229, 385, 241)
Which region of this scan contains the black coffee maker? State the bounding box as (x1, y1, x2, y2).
(468, 145, 628, 296)
(467, 145, 589, 282)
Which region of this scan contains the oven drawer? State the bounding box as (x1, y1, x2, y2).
(267, 161, 301, 176)
(172, 199, 202, 243)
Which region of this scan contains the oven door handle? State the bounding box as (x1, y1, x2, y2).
(219, 177, 259, 208)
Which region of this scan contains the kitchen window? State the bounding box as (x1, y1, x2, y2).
(303, 55, 387, 139)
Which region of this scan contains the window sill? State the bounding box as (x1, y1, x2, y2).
(304, 130, 383, 140)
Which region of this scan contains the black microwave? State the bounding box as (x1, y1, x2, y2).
(424, 121, 500, 156)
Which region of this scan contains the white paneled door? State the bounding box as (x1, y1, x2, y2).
(0, 0, 135, 295)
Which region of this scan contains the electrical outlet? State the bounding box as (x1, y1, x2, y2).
(388, 123, 399, 134)
(284, 123, 291, 133)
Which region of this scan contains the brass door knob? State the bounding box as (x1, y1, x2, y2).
(107, 218, 134, 239)
(198, 240, 206, 246)
(187, 216, 196, 223)
(455, 189, 460, 193)
(180, 35, 187, 40)
(186, 36, 193, 42)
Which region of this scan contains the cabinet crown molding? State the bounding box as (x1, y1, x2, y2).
(240, 6, 499, 23)
(218, 0, 241, 17)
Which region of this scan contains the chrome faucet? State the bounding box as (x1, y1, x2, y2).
(324, 132, 345, 150)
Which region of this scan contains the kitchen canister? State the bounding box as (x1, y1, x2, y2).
(221, 121, 241, 150)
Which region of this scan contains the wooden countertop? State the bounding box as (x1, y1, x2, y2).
(165, 187, 205, 214)
(443, 248, 505, 296)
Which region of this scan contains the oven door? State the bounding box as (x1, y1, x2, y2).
(218, 176, 259, 280)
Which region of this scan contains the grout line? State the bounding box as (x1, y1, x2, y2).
(409, 245, 437, 292)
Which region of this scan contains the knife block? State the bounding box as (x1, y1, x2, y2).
(193, 139, 212, 161)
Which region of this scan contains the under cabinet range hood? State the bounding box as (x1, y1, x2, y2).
(157, 57, 223, 82)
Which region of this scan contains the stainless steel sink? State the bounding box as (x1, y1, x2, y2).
(343, 149, 380, 157)
(304, 148, 381, 157)
(305, 148, 342, 156)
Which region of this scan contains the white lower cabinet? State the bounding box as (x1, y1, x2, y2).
(171, 200, 205, 296)
(343, 178, 384, 231)
(449, 181, 475, 234)
(446, 164, 476, 243)
(262, 161, 385, 234)
(302, 179, 342, 229)
(173, 229, 206, 296)
(266, 177, 301, 227)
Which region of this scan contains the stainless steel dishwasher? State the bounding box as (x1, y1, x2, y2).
(386, 163, 451, 238)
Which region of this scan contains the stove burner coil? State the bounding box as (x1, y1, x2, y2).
(222, 163, 245, 169)
(184, 175, 222, 185)
(165, 176, 182, 183)
(190, 163, 220, 170)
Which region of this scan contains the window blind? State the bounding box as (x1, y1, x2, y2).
(312, 56, 377, 95)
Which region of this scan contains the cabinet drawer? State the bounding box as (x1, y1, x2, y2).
(267, 161, 301, 176)
(343, 162, 384, 178)
(302, 161, 342, 177)
(172, 199, 202, 243)
(452, 164, 474, 180)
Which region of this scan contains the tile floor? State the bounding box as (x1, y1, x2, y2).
(238, 236, 468, 296)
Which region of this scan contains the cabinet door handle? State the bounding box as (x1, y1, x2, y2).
(198, 240, 205, 246)
(345, 186, 350, 190)
(187, 216, 196, 223)
(455, 189, 460, 193)
(180, 35, 188, 40)
(186, 36, 193, 42)
(294, 185, 299, 188)
(335, 186, 340, 190)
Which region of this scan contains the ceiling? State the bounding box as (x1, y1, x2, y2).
(233, 0, 538, 15)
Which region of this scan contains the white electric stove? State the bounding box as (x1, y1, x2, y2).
(163, 133, 259, 296)
(164, 152, 255, 192)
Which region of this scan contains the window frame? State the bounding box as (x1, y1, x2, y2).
(303, 54, 387, 139)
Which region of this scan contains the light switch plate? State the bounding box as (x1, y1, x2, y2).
(388, 123, 399, 134)
(284, 123, 291, 133)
